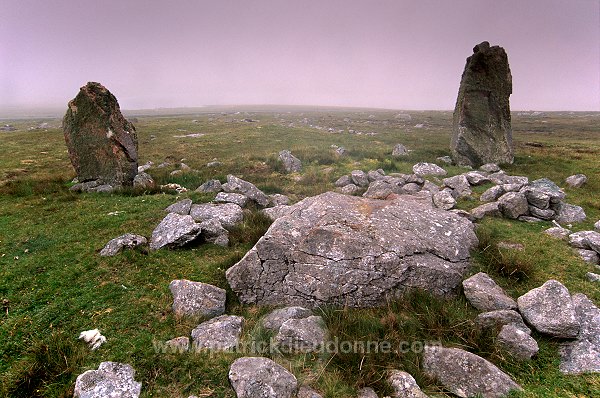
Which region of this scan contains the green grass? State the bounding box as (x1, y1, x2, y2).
(0, 109, 599, 397)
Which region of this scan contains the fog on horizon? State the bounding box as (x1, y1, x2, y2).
(1, 0, 599, 114)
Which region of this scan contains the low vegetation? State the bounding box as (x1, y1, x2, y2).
(0, 108, 599, 397)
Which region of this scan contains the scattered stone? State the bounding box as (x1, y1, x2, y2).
(480, 185, 505, 202)
(462, 272, 517, 311)
(388, 370, 428, 398)
(206, 161, 222, 168)
(262, 205, 292, 221)
(586, 272, 600, 282)
(165, 199, 193, 215)
(475, 309, 531, 334)
(351, 170, 370, 187)
(226, 192, 478, 308)
(214, 192, 249, 207)
(335, 175, 352, 187)
(422, 345, 521, 398)
(196, 179, 223, 193)
(261, 306, 313, 332)
(559, 293, 600, 374)
(577, 249, 599, 264)
(74, 362, 141, 398)
(433, 189, 456, 210)
(451, 42, 514, 168)
(275, 315, 328, 353)
(170, 170, 183, 177)
(392, 144, 409, 157)
(555, 204, 587, 224)
(464, 171, 490, 186)
(269, 194, 290, 206)
(279, 150, 302, 173)
(496, 324, 538, 360)
(497, 192, 529, 219)
(133, 172, 155, 190)
(168, 279, 226, 318)
(517, 280, 580, 338)
(595, 220, 600, 231)
(100, 233, 147, 256)
(190, 203, 244, 229)
(198, 219, 229, 247)
(191, 315, 244, 351)
(63, 82, 138, 187)
(480, 163, 501, 173)
(443, 175, 471, 197)
(412, 162, 447, 177)
(544, 226, 571, 240)
(437, 155, 453, 165)
(163, 336, 190, 353)
(150, 213, 202, 250)
(229, 357, 298, 398)
(332, 145, 347, 156)
(222, 175, 269, 207)
(137, 161, 153, 173)
(367, 170, 385, 182)
(78, 329, 107, 350)
(161, 183, 188, 194)
(297, 386, 323, 398)
(565, 174, 587, 188)
(394, 113, 412, 121)
(568, 231, 600, 249)
(337, 183, 360, 195)
(518, 216, 544, 223)
(357, 387, 379, 398)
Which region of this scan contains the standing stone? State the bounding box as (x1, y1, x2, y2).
(74, 362, 141, 398)
(63, 82, 138, 187)
(278, 150, 302, 173)
(451, 42, 513, 167)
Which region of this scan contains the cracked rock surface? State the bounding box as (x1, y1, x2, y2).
(226, 192, 478, 308)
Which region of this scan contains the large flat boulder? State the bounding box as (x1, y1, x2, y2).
(74, 362, 141, 398)
(226, 192, 478, 308)
(63, 82, 138, 187)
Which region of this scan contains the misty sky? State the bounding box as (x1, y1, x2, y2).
(1, 0, 599, 112)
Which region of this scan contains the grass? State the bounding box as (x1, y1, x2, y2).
(0, 108, 599, 397)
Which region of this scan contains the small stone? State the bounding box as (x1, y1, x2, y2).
(464, 171, 490, 186)
(133, 172, 156, 190)
(517, 280, 580, 338)
(367, 170, 386, 182)
(594, 220, 600, 231)
(388, 370, 428, 398)
(334, 175, 352, 187)
(196, 179, 223, 193)
(337, 183, 360, 195)
(190, 203, 244, 229)
(577, 249, 599, 264)
(275, 315, 328, 353)
(261, 306, 313, 332)
(150, 213, 202, 250)
(544, 227, 571, 240)
(565, 174, 587, 188)
(443, 175, 471, 197)
(198, 219, 229, 247)
(586, 272, 600, 282)
(392, 144, 409, 157)
(279, 150, 302, 173)
(480, 163, 501, 173)
(470, 202, 501, 221)
(528, 206, 554, 220)
(496, 324, 539, 361)
(569, 231, 600, 249)
(165, 199, 193, 215)
(222, 175, 270, 207)
(100, 233, 147, 256)
(475, 309, 531, 334)
(191, 315, 244, 351)
(168, 279, 226, 318)
(351, 170, 370, 187)
(357, 387, 379, 398)
(555, 204, 587, 224)
(297, 386, 323, 398)
(480, 185, 504, 202)
(74, 362, 141, 398)
(437, 155, 453, 165)
(497, 192, 529, 219)
(163, 336, 190, 353)
(412, 162, 447, 177)
(214, 192, 249, 207)
(229, 357, 298, 398)
(462, 272, 517, 311)
(269, 194, 290, 206)
(433, 189, 456, 210)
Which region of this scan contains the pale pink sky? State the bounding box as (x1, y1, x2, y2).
(1, 0, 599, 111)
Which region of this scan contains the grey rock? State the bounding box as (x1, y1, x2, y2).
(528, 206, 554, 220)
(74, 362, 141, 398)
(363, 180, 395, 199)
(214, 192, 249, 207)
(412, 162, 447, 177)
(337, 183, 360, 195)
(222, 175, 270, 207)
(137, 161, 153, 173)
(199, 219, 229, 247)
(190, 203, 244, 229)
(475, 309, 531, 334)
(150, 213, 202, 250)
(226, 192, 478, 308)
(544, 226, 571, 240)
(421, 181, 440, 195)
(517, 280, 580, 338)
(262, 205, 292, 221)
(471, 202, 501, 220)
(451, 42, 514, 168)
(443, 175, 471, 197)
(595, 220, 600, 231)
(433, 189, 456, 210)
(297, 386, 323, 398)
(586, 272, 600, 282)
(367, 170, 386, 182)
(388, 370, 428, 398)
(565, 174, 587, 188)
(351, 170, 370, 187)
(191, 315, 244, 351)
(357, 387, 379, 398)
(497, 192, 529, 219)
(462, 272, 517, 311)
(559, 293, 600, 374)
(480, 163, 501, 173)
(206, 160, 223, 168)
(133, 172, 155, 190)
(464, 171, 491, 186)
(163, 336, 190, 353)
(100, 233, 147, 256)
(261, 306, 313, 332)
(528, 178, 566, 203)
(229, 357, 298, 398)
(334, 175, 352, 187)
(523, 189, 550, 210)
(568, 231, 600, 249)
(275, 315, 328, 353)
(480, 185, 505, 202)
(437, 155, 453, 165)
(556, 204, 587, 224)
(577, 249, 599, 264)
(503, 175, 529, 186)
(165, 199, 193, 215)
(518, 216, 544, 223)
(585, 231, 600, 254)
(168, 279, 226, 318)
(269, 194, 290, 206)
(501, 183, 524, 193)
(279, 150, 302, 173)
(402, 183, 421, 194)
(392, 144, 409, 157)
(422, 345, 521, 398)
(196, 179, 223, 193)
(496, 324, 538, 360)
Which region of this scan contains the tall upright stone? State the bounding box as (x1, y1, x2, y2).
(63, 82, 138, 187)
(451, 42, 514, 168)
